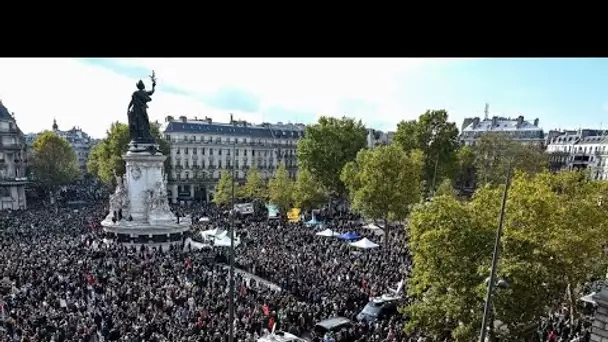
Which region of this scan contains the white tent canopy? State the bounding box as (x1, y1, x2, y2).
(198, 217, 210, 222)
(362, 223, 385, 236)
(315, 229, 339, 237)
(350, 237, 380, 249)
(363, 223, 384, 230)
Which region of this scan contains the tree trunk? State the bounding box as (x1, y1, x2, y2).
(384, 214, 389, 251)
(567, 281, 577, 327)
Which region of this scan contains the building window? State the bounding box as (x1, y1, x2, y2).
(202, 148, 205, 155)
(193, 147, 197, 154)
(165, 135, 171, 140)
(185, 147, 189, 155)
(191, 135, 196, 142)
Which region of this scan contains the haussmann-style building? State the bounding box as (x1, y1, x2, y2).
(0, 101, 27, 210)
(162, 115, 304, 204)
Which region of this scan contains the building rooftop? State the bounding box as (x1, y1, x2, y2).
(0, 101, 12, 120)
(549, 130, 608, 145)
(162, 116, 305, 139)
(462, 118, 541, 132)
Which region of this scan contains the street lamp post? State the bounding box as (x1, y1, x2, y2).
(228, 140, 236, 342)
(479, 162, 512, 342)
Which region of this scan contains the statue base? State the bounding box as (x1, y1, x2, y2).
(129, 140, 160, 154)
(101, 145, 189, 245)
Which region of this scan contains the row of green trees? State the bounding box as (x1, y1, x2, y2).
(290, 110, 548, 221)
(403, 170, 608, 341)
(213, 164, 326, 213)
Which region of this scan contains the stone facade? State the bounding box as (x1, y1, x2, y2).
(162, 115, 303, 204)
(0, 101, 27, 210)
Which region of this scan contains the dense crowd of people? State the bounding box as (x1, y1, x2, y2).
(0, 183, 597, 342)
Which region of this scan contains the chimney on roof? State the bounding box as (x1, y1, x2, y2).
(230, 113, 234, 124)
(179, 116, 187, 123)
(534, 118, 539, 127)
(516, 115, 524, 128)
(491, 116, 498, 128)
(165, 116, 174, 122)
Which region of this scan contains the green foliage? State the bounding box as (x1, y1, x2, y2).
(473, 134, 547, 187)
(268, 162, 293, 213)
(86, 121, 169, 185)
(455, 145, 475, 189)
(31, 131, 80, 189)
(213, 170, 234, 206)
(434, 178, 456, 198)
(341, 144, 423, 221)
(393, 110, 460, 193)
(293, 168, 326, 210)
(297, 116, 367, 197)
(405, 170, 608, 341)
(242, 166, 267, 201)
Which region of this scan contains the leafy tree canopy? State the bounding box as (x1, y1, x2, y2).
(297, 116, 367, 197)
(267, 162, 293, 213)
(31, 131, 80, 190)
(213, 170, 234, 206)
(405, 170, 608, 341)
(293, 168, 326, 210)
(87, 121, 169, 186)
(473, 134, 547, 187)
(393, 110, 460, 193)
(242, 166, 267, 201)
(341, 144, 423, 222)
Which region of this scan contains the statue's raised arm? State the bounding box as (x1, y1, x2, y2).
(147, 70, 157, 96)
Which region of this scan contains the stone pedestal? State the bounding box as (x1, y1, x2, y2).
(101, 143, 189, 246)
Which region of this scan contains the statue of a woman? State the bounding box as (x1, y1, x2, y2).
(127, 71, 157, 144)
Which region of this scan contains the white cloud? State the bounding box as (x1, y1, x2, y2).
(0, 59, 234, 138)
(115, 58, 454, 127)
(0, 58, 472, 138)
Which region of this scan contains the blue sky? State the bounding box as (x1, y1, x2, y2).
(0, 58, 605, 138)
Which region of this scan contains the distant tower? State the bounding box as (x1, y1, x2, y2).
(52, 118, 58, 131)
(484, 103, 489, 120)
